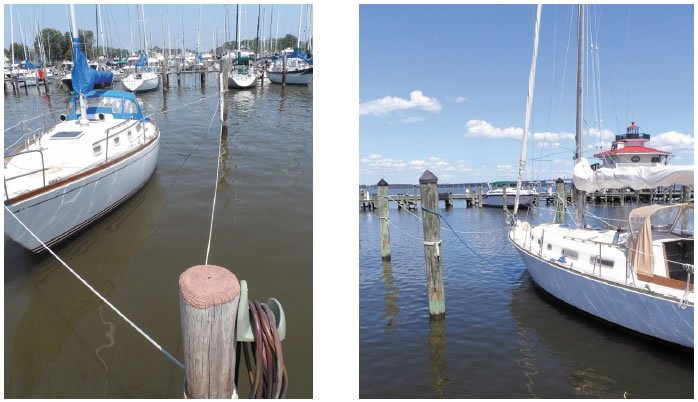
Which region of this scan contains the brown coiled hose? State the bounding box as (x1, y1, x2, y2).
(234, 300, 288, 398)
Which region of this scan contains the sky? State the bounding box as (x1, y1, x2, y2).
(359, 4, 694, 185)
(4, 4, 312, 52)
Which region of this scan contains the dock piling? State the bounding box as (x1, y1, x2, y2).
(555, 178, 565, 224)
(219, 60, 229, 138)
(179, 265, 240, 398)
(378, 179, 391, 261)
(419, 170, 445, 317)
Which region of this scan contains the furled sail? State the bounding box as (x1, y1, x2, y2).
(573, 157, 694, 192)
(71, 38, 113, 93)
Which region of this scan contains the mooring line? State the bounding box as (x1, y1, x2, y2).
(422, 206, 500, 268)
(204, 95, 223, 265)
(4, 206, 185, 370)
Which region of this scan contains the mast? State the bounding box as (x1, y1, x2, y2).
(69, 4, 88, 125)
(297, 5, 303, 49)
(513, 4, 542, 217)
(255, 4, 261, 57)
(275, 11, 279, 53)
(98, 5, 106, 60)
(10, 4, 15, 74)
(141, 4, 148, 55)
(269, 5, 274, 55)
(574, 5, 586, 228)
(236, 4, 240, 55)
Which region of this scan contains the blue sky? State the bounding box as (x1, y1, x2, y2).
(4, 4, 311, 52)
(360, 4, 694, 185)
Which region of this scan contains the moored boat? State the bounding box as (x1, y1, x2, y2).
(508, 5, 693, 348)
(4, 5, 160, 252)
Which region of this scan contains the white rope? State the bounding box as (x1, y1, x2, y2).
(4, 205, 185, 370)
(204, 95, 223, 265)
(385, 194, 509, 235)
(144, 90, 221, 120)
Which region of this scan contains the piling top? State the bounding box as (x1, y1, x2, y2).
(377, 178, 389, 187)
(419, 170, 438, 184)
(179, 265, 241, 308)
(556, 177, 564, 184)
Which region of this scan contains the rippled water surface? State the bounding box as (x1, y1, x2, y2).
(359, 197, 693, 398)
(4, 75, 312, 397)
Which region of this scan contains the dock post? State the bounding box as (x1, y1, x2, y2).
(200, 70, 206, 86)
(219, 60, 229, 138)
(377, 179, 391, 261)
(43, 72, 50, 94)
(282, 52, 287, 86)
(502, 186, 508, 211)
(620, 190, 625, 206)
(179, 265, 240, 398)
(682, 185, 691, 203)
(162, 60, 168, 90)
(555, 178, 566, 224)
(419, 170, 445, 317)
(478, 185, 483, 208)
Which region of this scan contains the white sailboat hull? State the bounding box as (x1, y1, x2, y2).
(4, 136, 160, 252)
(228, 72, 258, 89)
(512, 238, 694, 348)
(482, 193, 535, 208)
(122, 73, 160, 92)
(266, 68, 313, 85)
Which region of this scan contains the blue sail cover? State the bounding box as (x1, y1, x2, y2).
(23, 60, 39, 69)
(72, 38, 113, 94)
(135, 53, 147, 67)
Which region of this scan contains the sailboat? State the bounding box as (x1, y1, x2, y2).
(4, 4, 161, 252)
(228, 5, 258, 89)
(266, 5, 313, 85)
(482, 181, 536, 208)
(508, 5, 693, 348)
(121, 5, 160, 92)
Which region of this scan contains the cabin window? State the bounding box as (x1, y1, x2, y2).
(651, 157, 660, 163)
(127, 130, 132, 139)
(547, 244, 552, 251)
(124, 100, 137, 115)
(590, 256, 614, 268)
(93, 144, 102, 156)
(631, 156, 641, 162)
(113, 136, 120, 146)
(561, 248, 578, 260)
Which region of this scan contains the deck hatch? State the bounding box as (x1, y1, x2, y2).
(51, 131, 84, 140)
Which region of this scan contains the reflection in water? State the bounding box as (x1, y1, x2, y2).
(161, 88, 168, 113)
(381, 260, 399, 333)
(95, 306, 116, 397)
(427, 317, 450, 397)
(515, 326, 539, 398)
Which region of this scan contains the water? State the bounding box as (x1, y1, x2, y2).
(359, 199, 693, 398)
(4, 75, 312, 397)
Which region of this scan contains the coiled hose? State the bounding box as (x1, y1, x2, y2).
(235, 300, 288, 398)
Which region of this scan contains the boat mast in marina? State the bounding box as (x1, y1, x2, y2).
(509, 4, 694, 349)
(574, 5, 586, 228)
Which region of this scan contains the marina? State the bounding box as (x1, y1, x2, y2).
(360, 4, 693, 398)
(4, 4, 312, 398)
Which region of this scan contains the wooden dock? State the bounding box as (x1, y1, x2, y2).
(360, 185, 693, 210)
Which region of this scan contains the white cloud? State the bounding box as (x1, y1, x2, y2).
(401, 116, 425, 124)
(652, 131, 694, 153)
(360, 154, 474, 177)
(359, 90, 442, 116)
(465, 120, 576, 144)
(496, 164, 513, 170)
(465, 120, 523, 139)
(455, 96, 467, 103)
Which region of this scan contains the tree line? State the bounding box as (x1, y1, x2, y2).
(5, 28, 312, 65)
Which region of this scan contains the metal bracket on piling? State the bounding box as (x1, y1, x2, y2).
(236, 280, 287, 342)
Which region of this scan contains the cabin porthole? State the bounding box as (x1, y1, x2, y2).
(93, 144, 102, 156)
(547, 244, 552, 251)
(113, 136, 120, 146)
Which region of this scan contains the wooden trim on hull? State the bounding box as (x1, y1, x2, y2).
(5, 128, 159, 206)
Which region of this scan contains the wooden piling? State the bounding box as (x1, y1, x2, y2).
(502, 186, 508, 211)
(682, 185, 691, 203)
(219, 60, 229, 138)
(419, 170, 445, 317)
(478, 185, 483, 208)
(200, 70, 206, 86)
(282, 53, 287, 86)
(179, 265, 241, 398)
(377, 179, 391, 261)
(161, 60, 169, 90)
(555, 178, 565, 224)
(43, 72, 50, 94)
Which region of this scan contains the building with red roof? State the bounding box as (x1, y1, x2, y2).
(593, 122, 671, 168)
